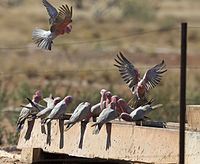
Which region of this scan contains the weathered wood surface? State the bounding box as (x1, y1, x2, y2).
(17, 118, 200, 163)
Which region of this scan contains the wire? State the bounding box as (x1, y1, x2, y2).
(0, 27, 179, 50)
(0, 65, 199, 78)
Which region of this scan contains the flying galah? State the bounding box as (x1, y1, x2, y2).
(65, 102, 92, 131)
(32, 0, 72, 50)
(114, 52, 167, 102)
(44, 96, 73, 124)
(16, 90, 42, 131)
(91, 96, 119, 134)
(120, 104, 163, 122)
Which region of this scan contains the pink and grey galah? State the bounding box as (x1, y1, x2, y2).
(120, 104, 163, 122)
(117, 98, 134, 114)
(16, 90, 42, 131)
(32, 0, 72, 50)
(91, 89, 110, 117)
(114, 52, 167, 106)
(65, 102, 92, 131)
(44, 96, 73, 124)
(36, 97, 61, 121)
(91, 96, 120, 134)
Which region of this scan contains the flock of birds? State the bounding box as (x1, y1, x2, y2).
(16, 51, 167, 134)
(16, 0, 168, 145)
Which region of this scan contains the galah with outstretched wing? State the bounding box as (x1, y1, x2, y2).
(44, 96, 73, 124)
(16, 90, 42, 131)
(120, 104, 163, 122)
(32, 0, 72, 50)
(65, 102, 92, 131)
(114, 52, 167, 102)
(91, 96, 119, 134)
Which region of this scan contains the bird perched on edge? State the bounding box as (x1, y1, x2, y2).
(65, 102, 92, 131)
(91, 89, 110, 119)
(32, 0, 73, 50)
(44, 96, 73, 124)
(114, 52, 167, 108)
(16, 90, 42, 131)
(120, 104, 163, 122)
(91, 95, 120, 134)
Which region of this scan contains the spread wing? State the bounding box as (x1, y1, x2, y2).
(141, 60, 167, 91)
(55, 4, 72, 24)
(114, 52, 140, 93)
(42, 0, 58, 24)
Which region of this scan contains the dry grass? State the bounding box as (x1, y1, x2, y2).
(0, 0, 200, 144)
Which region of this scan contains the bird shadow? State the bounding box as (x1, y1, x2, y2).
(24, 119, 35, 140)
(59, 119, 64, 149)
(46, 122, 51, 146)
(78, 121, 88, 149)
(105, 122, 112, 150)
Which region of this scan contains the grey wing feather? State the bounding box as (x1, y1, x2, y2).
(142, 60, 167, 90)
(114, 52, 140, 93)
(43, 0, 58, 23)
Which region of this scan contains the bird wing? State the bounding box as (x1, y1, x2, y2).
(56, 4, 72, 24)
(114, 52, 140, 93)
(50, 4, 72, 33)
(42, 0, 58, 22)
(141, 60, 167, 91)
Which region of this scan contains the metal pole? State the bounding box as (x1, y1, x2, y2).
(179, 22, 187, 164)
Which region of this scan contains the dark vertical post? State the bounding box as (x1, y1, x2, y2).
(179, 22, 187, 164)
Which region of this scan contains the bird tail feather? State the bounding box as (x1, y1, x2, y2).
(92, 124, 102, 135)
(32, 28, 53, 50)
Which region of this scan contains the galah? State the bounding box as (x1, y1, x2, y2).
(120, 104, 163, 122)
(16, 90, 42, 131)
(43, 94, 55, 107)
(32, 0, 72, 50)
(117, 98, 134, 114)
(91, 89, 109, 118)
(114, 52, 167, 106)
(44, 96, 73, 124)
(36, 97, 61, 120)
(91, 96, 119, 134)
(105, 91, 112, 108)
(65, 102, 92, 131)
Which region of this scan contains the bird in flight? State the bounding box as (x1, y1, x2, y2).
(32, 0, 73, 50)
(114, 52, 167, 107)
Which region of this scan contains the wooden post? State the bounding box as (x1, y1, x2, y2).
(179, 22, 187, 164)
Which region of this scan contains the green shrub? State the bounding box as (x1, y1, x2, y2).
(121, 0, 156, 22)
(7, 132, 19, 145)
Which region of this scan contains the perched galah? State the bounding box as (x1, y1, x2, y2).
(105, 91, 112, 108)
(120, 104, 163, 122)
(36, 97, 61, 120)
(44, 96, 73, 124)
(65, 102, 92, 131)
(114, 52, 167, 106)
(43, 94, 55, 107)
(91, 89, 109, 117)
(117, 98, 134, 114)
(32, 0, 72, 50)
(91, 96, 119, 134)
(16, 90, 42, 131)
